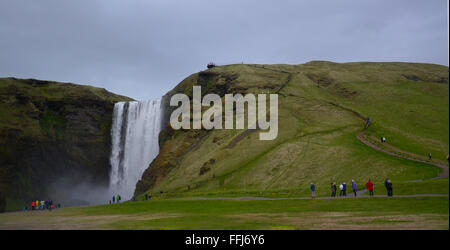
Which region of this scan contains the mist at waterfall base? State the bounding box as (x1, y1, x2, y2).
(47, 100, 162, 207)
(48, 175, 110, 207)
(109, 99, 162, 201)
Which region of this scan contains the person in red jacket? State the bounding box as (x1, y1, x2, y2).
(366, 179, 374, 197)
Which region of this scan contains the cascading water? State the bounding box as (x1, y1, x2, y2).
(109, 99, 162, 200)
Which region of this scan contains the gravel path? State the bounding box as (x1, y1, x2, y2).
(357, 130, 449, 178)
(186, 192, 448, 201)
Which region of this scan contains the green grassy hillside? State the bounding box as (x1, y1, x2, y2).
(136, 61, 449, 198)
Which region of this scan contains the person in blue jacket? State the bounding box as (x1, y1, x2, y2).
(352, 180, 357, 196)
(384, 178, 389, 196)
(310, 183, 316, 198)
(387, 179, 393, 197)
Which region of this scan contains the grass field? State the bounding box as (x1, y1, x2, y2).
(0, 197, 447, 230)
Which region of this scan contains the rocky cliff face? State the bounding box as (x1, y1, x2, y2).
(0, 77, 133, 211)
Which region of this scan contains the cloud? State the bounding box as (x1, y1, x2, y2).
(0, 0, 447, 100)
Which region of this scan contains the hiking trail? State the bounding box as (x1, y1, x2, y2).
(357, 130, 449, 178)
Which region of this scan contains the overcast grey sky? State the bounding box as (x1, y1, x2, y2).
(0, 0, 448, 100)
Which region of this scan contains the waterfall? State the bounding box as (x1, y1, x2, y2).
(109, 99, 162, 200)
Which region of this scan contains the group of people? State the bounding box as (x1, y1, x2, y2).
(109, 194, 122, 204)
(309, 178, 392, 198)
(24, 199, 59, 211)
(327, 180, 358, 197)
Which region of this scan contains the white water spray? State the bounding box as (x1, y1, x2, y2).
(109, 99, 162, 200)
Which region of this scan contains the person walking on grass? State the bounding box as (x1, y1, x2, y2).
(366, 179, 374, 197)
(339, 183, 344, 196)
(387, 179, 393, 197)
(342, 182, 347, 197)
(384, 178, 389, 196)
(352, 180, 357, 197)
(310, 183, 316, 198)
(428, 152, 432, 160)
(365, 117, 371, 129)
(331, 182, 337, 197)
(112, 195, 115, 204)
